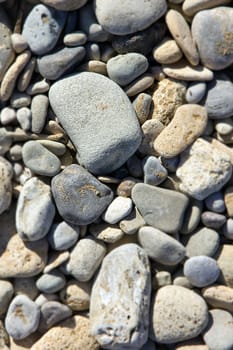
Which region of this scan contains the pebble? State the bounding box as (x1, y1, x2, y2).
(22, 4, 67, 55)
(49, 72, 142, 174)
(180, 198, 203, 234)
(107, 53, 148, 86)
(36, 140, 66, 156)
(184, 256, 220, 287)
(90, 243, 151, 349)
(185, 82, 207, 104)
(67, 236, 106, 281)
(201, 211, 226, 229)
(132, 183, 189, 234)
(94, 0, 167, 35)
(183, 0, 231, 16)
(44, 251, 70, 273)
(41, 0, 88, 11)
(153, 37, 183, 64)
(166, 10, 199, 66)
(0, 8, 15, 81)
(63, 31, 87, 46)
(151, 285, 208, 343)
(10, 92, 31, 109)
(59, 279, 91, 311)
(176, 138, 232, 200)
(22, 140, 61, 176)
(215, 118, 233, 135)
(38, 301, 72, 332)
(52, 164, 113, 225)
(202, 285, 233, 313)
(124, 73, 154, 97)
(0, 157, 13, 215)
(0, 107, 16, 125)
(120, 208, 146, 235)
(31, 94, 49, 134)
(205, 191, 225, 213)
(37, 46, 86, 80)
(16, 107, 31, 131)
(216, 245, 233, 287)
(138, 226, 185, 265)
(139, 119, 164, 156)
(31, 315, 100, 350)
(132, 93, 152, 125)
(222, 218, 233, 240)
(26, 79, 50, 95)
(89, 223, 124, 243)
(203, 309, 233, 350)
(8, 144, 22, 161)
(16, 177, 55, 241)
(143, 156, 168, 185)
(36, 270, 66, 293)
(5, 295, 40, 340)
(184, 227, 220, 257)
(17, 57, 37, 92)
(154, 104, 207, 158)
(35, 293, 59, 307)
(116, 178, 137, 197)
(0, 281, 14, 316)
(153, 271, 172, 289)
(102, 196, 133, 224)
(13, 277, 38, 300)
(191, 7, 233, 70)
(162, 59, 214, 81)
(10, 33, 28, 54)
(48, 221, 79, 251)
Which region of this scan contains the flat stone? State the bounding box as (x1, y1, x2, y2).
(5, 295, 40, 340)
(90, 243, 151, 350)
(154, 104, 207, 158)
(22, 4, 67, 55)
(59, 279, 91, 311)
(180, 198, 203, 234)
(151, 285, 208, 343)
(216, 245, 233, 287)
(191, 7, 233, 70)
(124, 73, 154, 97)
(0, 157, 13, 215)
(22, 141, 61, 176)
(202, 285, 233, 313)
(0, 280, 14, 316)
(37, 46, 86, 80)
(184, 256, 220, 287)
(47, 221, 79, 251)
(0, 7, 15, 81)
(143, 156, 168, 185)
(16, 177, 55, 241)
(184, 227, 220, 258)
(162, 60, 214, 81)
(36, 270, 66, 293)
(138, 226, 185, 265)
(51, 164, 113, 225)
(201, 211, 226, 229)
(176, 138, 232, 200)
(38, 301, 72, 332)
(153, 37, 183, 64)
(183, 0, 231, 16)
(31, 315, 100, 350)
(102, 196, 133, 224)
(132, 183, 189, 234)
(49, 72, 142, 175)
(186, 82, 207, 104)
(94, 0, 167, 35)
(41, 0, 88, 10)
(31, 94, 49, 134)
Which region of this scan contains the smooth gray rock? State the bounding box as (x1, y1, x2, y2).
(5, 295, 40, 340)
(186, 82, 206, 103)
(205, 191, 225, 213)
(22, 141, 61, 176)
(37, 46, 86, 80)
(0, 157, 13, 215)
(16, 107, 31, 131)
(138, 226, 185, 265)
(223, 218, 233, 240)
(49, 72, 142, 175)
(51, 164, 113, 225)
(90, 243, 151, 350)
(36, 270, 66, 293)
(132, 183, 189, 234)
(180, 198, 203, 234)
(22, 4, 67, 55)
(184, 256, 220, 287)
(48, 221, 79, 251)
(184, 227, 220, 258)
(143, 156, 167, 186)
(38, 301, 72, 332)
(94, 0, 167, 35)
(192, 7, 233, 70)
(201, 211, 226, 229)
(31, 94, 49, 133)
(16, 177, 56, 241)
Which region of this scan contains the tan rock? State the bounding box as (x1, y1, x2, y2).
(149, 78, 186, 125)
(78, 60, 107, 76)
(43, 251, 70, 273)
(124, 73, 154, 97)
(17, 57, 36, 92)
(59, 279, 91, 311)
(89, 223, 124, 243)
(224, 186, 233, 216)
(153, 37, 183, 64)
(202, 284, 233, 312)
(0, 321, 9, 349)
(139, 119, 164, 155)
(31, 315, 100, 350)
(216, 245, 233, 287)
(166, 10, 199, 65)
(154, 104, 207, 157)
(183, 0, 231, 17)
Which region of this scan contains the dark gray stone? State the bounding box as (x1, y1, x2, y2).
(201, 211, 226, 229)
(51, 164, 113, 225)
(184, 256, 220, 287)
(205, 191, 225, 213)
(36, 270, 66, 293)
(143, 156, 167, 186)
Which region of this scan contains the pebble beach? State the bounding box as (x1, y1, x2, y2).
(0, 0, 233, 349)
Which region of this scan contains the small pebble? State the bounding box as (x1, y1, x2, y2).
(17, 57, 37, 92)
(38, 301, 72, 332)
(10, 33, 28, 54)
(26, 79, 50, 95)
(36, 270, 66, 293)
(89, 223, 124, 243)
(59, 279, 91, 311)
(201, 211, 226, 229)
(119, 208, 145, 235)
(215, 118, 233, 135)
(184, 227, 220, 258)
(222, 218, 233, 240)
(0, 280, 14, 316)
(124, 73, 154, 97)
(8, 144, 22, 161)
(31, 94, 49, 134)
(44, 251, 70, 273)
(205, 191, 225, 213)
(85, 42, 101, 60)
(10, 92, 31, 109)
(132, 93, 152, 125)
(63, 31, 87, 46)
(102, 196, 133, 224)
(0, 107, 16, 125)
(153, 271, 172, 289)
(184, 256, 220, 287)
(153, 37, 183, 64)
(35, 293, 59, 308)
(185, 82, 207, 104)
(143, 156, 168, 185)
(16, 107, 31, 131)
(139, 119, 164, 156)
(116, 178, 137, 197)
(48, 221, 79, 251)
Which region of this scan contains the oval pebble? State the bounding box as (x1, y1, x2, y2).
(63, 31, 87, 46)
(102, 196, 133, 224)
(36, 270, 66, 293)
(0, 107, 16, 125)
(132, 93, 152, 125)
(5, 295, 40, 340)
(143, 156, 168, 186)
(11, 33, 28, 54)
(184, 256, 220, 287)
(16, 107, 31, 131)
(48, 221, 79, 251)
(31, 94, 49, 134)
(162, 60, 214, 81)
(215, 118, 233, 135)
(184, 227, 220, 258)
(153, 37, 183, 64)
(201, 211, 226, 229)
(185, 82, 207, 104)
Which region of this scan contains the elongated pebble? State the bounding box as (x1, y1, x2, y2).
(63, 31, 87, 46)
(133, 93, 152, 125)
(17, 57, 36, 92)
(124, 73, 154, 97)
(183, 0, 231, 16)
(31, 95, 49, 134)
(163, 59, 214, 81)
(26, 79, 50, 95)
(185, 82, 206, 104)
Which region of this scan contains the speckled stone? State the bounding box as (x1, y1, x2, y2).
(184, 256, 220, 287)
(59, 279, 91, 311)
(184, 227, 220, 258)
(36, 270, 66, 293)
(48, 221, 79, 251)
(90, 243, 151, 350)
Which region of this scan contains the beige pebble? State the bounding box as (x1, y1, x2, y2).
(149, 78, 186, 125)
(10, 92, 31, 109)
(17, 57, 37, 92)
(139, 119, 164, 156)
(124, 73, 154, 97)
(154, 104, 207, 157)
(10, 33, 28, 54)
(0, 50, 31, 101)
(166, 9, 199, 65)
(63, 31, 87, 46)
(78, 60, 107, 75)
(26, 79, 50, 95)
(36, 140, 66, 156)
(59, 279, 91, 311)
(44, 251, 70, 274)
(153, 37, 183, 64)
(202, 285, 233, 313)
(224, 186, 233, 216)
(215, 118, 233, 135)
(31, 315, 100, 350)
(183, 0, 231, 16)
(45, 120, 65, 135)
(216, 245, 233, 287)
(163, 59, 214, 81)
(89, 223, 124, 243)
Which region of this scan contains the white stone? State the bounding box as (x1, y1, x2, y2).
(102, 196, 133, 224)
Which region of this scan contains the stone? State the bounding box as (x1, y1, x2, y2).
(176, 138, 232, 200)
(94, 0, 167, 35)
(10, 33, 28, 54)
(201, 211, 226, 229)
(35, 293, 59, 307)
(31, 94, 49, 134)
(215, 118, 233, 135)
(59, 279, 91, 311)
(10, 92, 31, 109)
(27, 79, 50, 95)
(47, 221, 79, 251)
(89, 223, 124, 243)
(41, 0, 88, 11)
(0, 321, 9, 349)
(0, 6, 15, 81)
(0, 107, 16, 125)
(120, 208, 145, 235)
(166, 10, 199, 66)
(17, 57, 37, 92)
(63, 31, 87, 46)
(184, 256, 220, 287)
(44, 251, 70, 273)
(153, 271, 172, 289)
(223, 218, 233, 240)
(205, 191, 225, 213)
(149, 78, 186, 126)
(162, 60, 214, 81)
(31, 315, 100, 350)
(51, 164, 113, 225)
(22, 4, 67, 55)
(90, 243, 151, 350)
(203, 309, 233, 350)
(16, 177, 55, 241)
(38, 301, 72, 332)
(184, 227, 220, 258)
(133, 93, 152, 125)
(139, 119, 164, 156)
(151, 285, 208, 343)
(186, 82, 207, 104)
(37, 46, 86, 80)
(67, 236, 106, 281)
(138, 226, 185, 265)
(49, 72, 142, 175)
(16, 107, 31, 131)
(192, 7, 233, 70)
(183, 0, 231, 16)
(154, 104, 207, 158)
(180, 198, 203, 234)
(143, 156, 168, 185)
(153, 37, 183, 64)
(0, 280, 14, 316)
(5, 295, 40, 340)
(37, 140, 66, 156)
(0, 157, 13, 215)
(132, 183, 189, 234)
(116, 178, 138, 197)
(13, 277, 38, 300)
(124, 73, 154, 97)
(107, 53, 148, 86)
(202, 285, 233, 313)
(36, 270, 66, 293)
(216, 245, 233, 287)
(102, 196, 133, 224)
